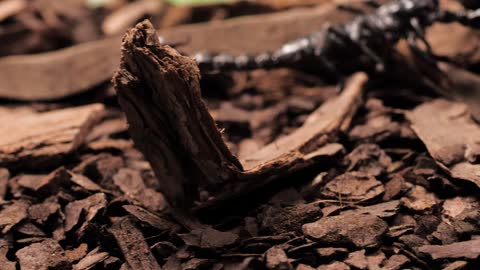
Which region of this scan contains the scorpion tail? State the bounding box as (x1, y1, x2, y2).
(193, 52, 279, 72)
(193, 35, 318, 72)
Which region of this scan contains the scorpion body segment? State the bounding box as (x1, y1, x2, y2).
(194, 0, 480, 75)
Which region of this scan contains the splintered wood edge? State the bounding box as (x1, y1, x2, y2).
(114, 20, 242, 208)
(242, 73, 367, 171)
(202, 73, 367, 211)
(114, 20, 368, 209)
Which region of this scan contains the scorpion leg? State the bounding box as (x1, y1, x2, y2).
(330, 25, 385, 71)
(409, 18, 432, 54)
(408, 18, 452, 63)
(337, 0, 379, 12)
(435, 9, 480, 28)
(459, 0, 480, 9)
(336, 4, 365, 15)
(363, 0, 381, 8)
(406, 31, 438, 66)
(311, 26, 344, 82)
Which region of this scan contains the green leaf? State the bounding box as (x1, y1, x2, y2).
(86, 0, 115, 8)
(166, 0, 236, 6)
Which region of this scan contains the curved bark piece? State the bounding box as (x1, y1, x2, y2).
(114, 20, 367, 209)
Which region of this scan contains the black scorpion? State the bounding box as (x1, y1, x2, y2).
(193, 0, 480, 76)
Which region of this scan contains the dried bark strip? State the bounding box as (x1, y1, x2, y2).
(0, 36, 122, 100)
(114, 21, 367, 209)
(109, 217, 162, 270)
(406, 99, 480, 187)
(0, 104, 105, 170)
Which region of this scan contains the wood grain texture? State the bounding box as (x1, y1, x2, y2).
(109, 217, 162, 270)
(0, 104, 105, 170)
(0, 36, 122, 100)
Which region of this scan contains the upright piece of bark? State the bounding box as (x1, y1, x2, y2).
(114, 21, 243, 207)
(406, 99, 480, 187)
(0, 104, 105, 170)
(114, 20, 367, 209)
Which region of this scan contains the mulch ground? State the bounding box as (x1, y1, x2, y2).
(0, 1, 480, 270)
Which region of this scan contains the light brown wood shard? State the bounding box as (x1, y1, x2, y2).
(407, 99, 480, 187)
(0, 104, 105, 170)
(109, 217, 162, 270)
(113, 21, 367, 209)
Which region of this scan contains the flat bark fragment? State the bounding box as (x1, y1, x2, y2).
(15, 239, 70, 270)
(418, 239, 480, 260)
(302, 213, 388, 249)
(406, 99, 480, 187)
(109, 217, 162, 270)
(0, 200, 29, 233)
(0, 104, 105, 170)
(113, 20, 367, 209)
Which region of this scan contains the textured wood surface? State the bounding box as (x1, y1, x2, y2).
(114, 21, 367, 209)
